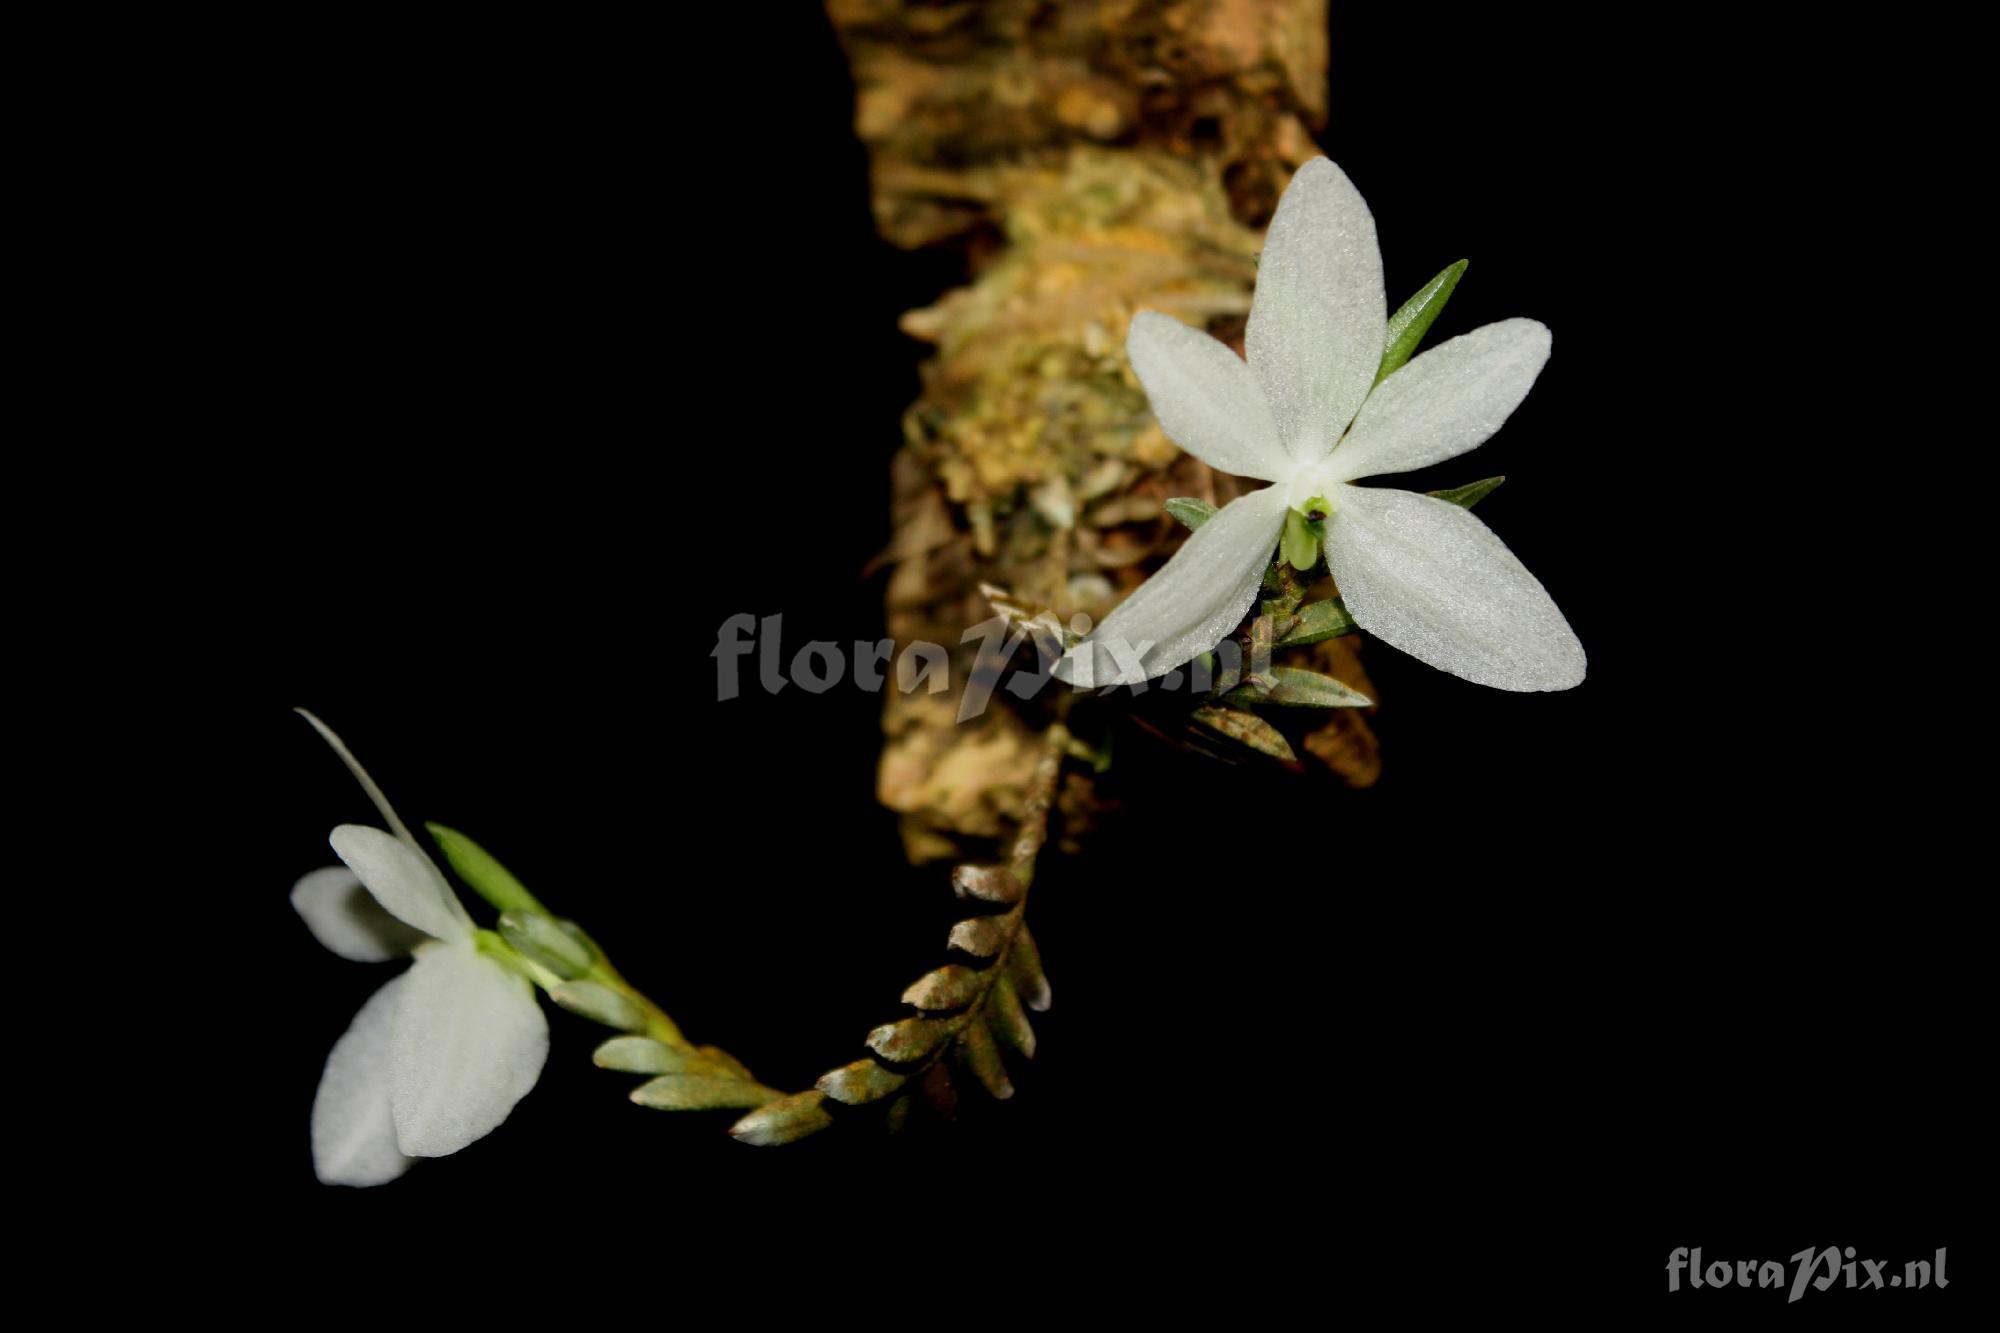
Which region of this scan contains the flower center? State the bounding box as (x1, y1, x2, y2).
(1281, 462, 1340, 518)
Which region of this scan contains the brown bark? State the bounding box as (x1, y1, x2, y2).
(828, 0, 1380, 861)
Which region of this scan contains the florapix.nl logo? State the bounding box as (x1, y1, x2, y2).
(710, 608, 1267, 720)
(1667, 1247, 1948, 1303)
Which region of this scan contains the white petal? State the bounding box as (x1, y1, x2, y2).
(1245, 157, 1385, 460)
(389, 942, 549, 1158)
(291, 866, 428, 962)
(1325, 485, 1584, 692)
(1056, 486, 1290, 687)
(1328, 319, 1552, 482)
(311, 975, 416, 1187)
(330, 824, 470, 942)
(1126, 311, 1289, 481)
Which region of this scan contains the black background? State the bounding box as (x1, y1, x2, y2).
(179, 5, 1972, 1318)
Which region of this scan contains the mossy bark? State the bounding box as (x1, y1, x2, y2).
(828, 0, 1379, 861)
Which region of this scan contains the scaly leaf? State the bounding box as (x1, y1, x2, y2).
(816, 1059, 909, 1106)
(593, 1036, 690, 1075)
(631, 1074, 779, 1111)
(731, 726, 1068, 1146)
(955, 1021, 1014, 1100)
(497, 911, 592, 979)
(730, 1091, 834, 1145)
(987, 974, 1037, 1057)
(948, 915, 1009, 958)
(902, 964, 985, 1012)
(952, 864, 1023, 905)
(697, 1045, 755, 1080)
(1008, 926, 1052, 1013)
(550, 980, 646, 1032)
(867, 1015, 957, 1063)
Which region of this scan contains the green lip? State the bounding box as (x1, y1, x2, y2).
(1280, 504, 1325, 572)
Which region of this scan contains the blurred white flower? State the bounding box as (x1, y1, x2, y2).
(1057, 157, 1584, 692)
(290, 711, 548, 1187)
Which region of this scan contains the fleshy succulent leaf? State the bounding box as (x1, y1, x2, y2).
(497, 911, 592, 979)
(550, 980, 646, 1032)
(951, 864, 1023, 905)
(631, 1074, 780, 1111)
(867, 1016, 957, 1063)
(987, 975, 1037, 1056)
(729, 1091, 835, 1145)
(955, 1021, 1014, 1100)
(948, 915, 1008, 958)
(1007, 927, 1052, 1012)
(902, 964, 986, 1012)
(593, 1036, 689, 1075)
(816, 1059, 909, 1106)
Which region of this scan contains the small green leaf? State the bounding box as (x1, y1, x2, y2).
(550, 980, 646, 1032)
(955, 1021, 1014, 1100)
(497, 911, 592, 979)
(1191, 705, 1298, 763)
(426, 823, 547, 916)
(1165, 497, 1218, 531)
(1429, 475, 1505, 508)
(867, 1015, 956, 1062)
(1280, 508, 1321, 572)
(631, 1074, 779, 1111)
(1377, 259, 1468, 384)
(1276, 598, 1356, 646)
(730, 1090, 835, 1145)
(1226, 666, 1372, 709)
(816, 1059, 909, 1106)
(901, 964, 985, 1012)
(593, 1036, 691, 1074)
(697, 1045, 755, 1080)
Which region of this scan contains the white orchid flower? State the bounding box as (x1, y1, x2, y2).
(1057, 157, 1585, 693)
(290, 712, 549, 1187)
